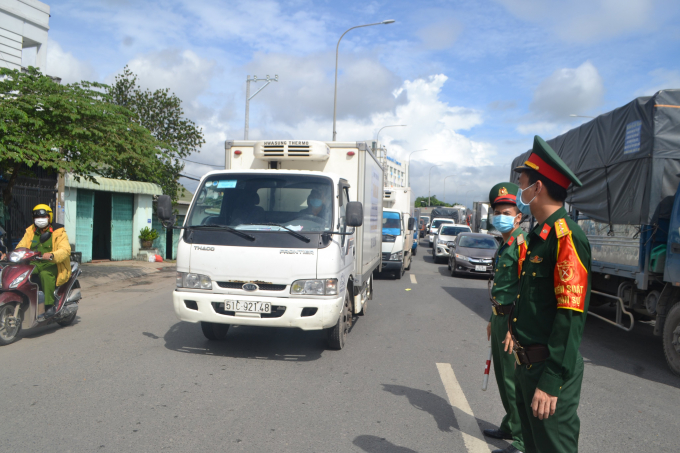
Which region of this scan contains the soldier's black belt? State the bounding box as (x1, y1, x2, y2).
(491, 304, 513, 316)
(514, 344, 549, 366)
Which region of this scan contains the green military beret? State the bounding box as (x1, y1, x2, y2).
(489, 182, 519, 207)
(514, 135, 582, 188)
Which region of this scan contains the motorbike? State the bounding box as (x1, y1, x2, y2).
(0, 228, 82, 345)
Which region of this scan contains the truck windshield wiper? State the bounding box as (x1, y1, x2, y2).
(242, 223, 311, 243)
(187, 224, 256, 241)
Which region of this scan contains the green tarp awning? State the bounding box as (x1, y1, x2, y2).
(65, 174, 162, 196)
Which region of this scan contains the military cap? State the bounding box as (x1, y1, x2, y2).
(489, 182, 519, 207)
(514, 135, 582, 188)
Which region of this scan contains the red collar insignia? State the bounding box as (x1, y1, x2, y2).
(539, 224, 551, 240)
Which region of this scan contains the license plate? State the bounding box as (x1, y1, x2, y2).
(224, 300, 271, 313)
(475, 265, 487, 272)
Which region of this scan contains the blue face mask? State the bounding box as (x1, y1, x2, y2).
(309, 198, 323, 208)
(516, 183, 537, 216)
(491, 214, 518, 233)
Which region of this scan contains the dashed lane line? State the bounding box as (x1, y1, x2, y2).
(436, 363, 491, 453)
(410, 274, 417, 284)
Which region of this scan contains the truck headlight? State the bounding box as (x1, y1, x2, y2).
(389, 251, 403, 261)
(437, 238, 447, 244)
(455, 254, 469, 261)
(176, 272, 212, 289)
(291, 278, 338, 295)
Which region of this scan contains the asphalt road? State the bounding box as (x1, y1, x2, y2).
(1, 240, 679, 452)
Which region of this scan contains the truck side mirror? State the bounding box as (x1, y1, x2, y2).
(407, 217, 416, 231)
(346, 202, 363, 227)
(157, 195, 176, 227)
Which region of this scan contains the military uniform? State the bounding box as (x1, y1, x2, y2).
(486, 183, 526, 453)
(512, 136, 591, 453)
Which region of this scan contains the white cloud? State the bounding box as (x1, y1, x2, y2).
(46, 41, 98, 83)
(529, 61, 604, 120)
(496, 0, 662, 42)
(635, 69, 680, 97)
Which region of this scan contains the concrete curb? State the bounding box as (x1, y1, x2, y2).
(78, 263, 175, 289)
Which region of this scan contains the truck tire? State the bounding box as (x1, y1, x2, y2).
(396, 264, 403, 279)
(328, 291, 352, 349)
(663, 302, 680, 376)
(405, 254, 412, 271)
(201, 322, 230, 341)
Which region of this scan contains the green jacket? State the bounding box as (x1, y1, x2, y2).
(512, 207, 591, 397)
(492, 227, 527, 309)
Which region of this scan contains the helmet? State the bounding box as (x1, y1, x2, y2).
(32, 204, 53, 224)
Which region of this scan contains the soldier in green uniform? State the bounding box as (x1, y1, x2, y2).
(484, 182, 526, 453)
(503, 136, 591, 453)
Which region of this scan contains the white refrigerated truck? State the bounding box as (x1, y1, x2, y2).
(156, 140, 383, 349)
(381, 187, 415, 278)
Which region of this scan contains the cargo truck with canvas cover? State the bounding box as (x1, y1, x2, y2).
(510, 89, 680, 375)
(157, 140, 383, 350)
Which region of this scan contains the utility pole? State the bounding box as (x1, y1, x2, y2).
(245, 74, 278, 140)
(428, 164, 442, 207)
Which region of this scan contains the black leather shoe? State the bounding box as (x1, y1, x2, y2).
(483, 429, 513, 440)
(492, 445, 522, 453)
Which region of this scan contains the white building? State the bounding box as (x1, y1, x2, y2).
(384, 155, 408, 188)
(0, 0, 50, 71)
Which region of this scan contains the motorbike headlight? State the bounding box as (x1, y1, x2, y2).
(177, 272, 212, 289)
(455, 254, 469, 261)
(390, 251, 403, 261)
(9, 250, 27, 263)
(291, 278, 338, 295)
(9, 270, 31, 288)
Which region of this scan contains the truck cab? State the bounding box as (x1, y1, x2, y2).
(158, 140, 383, 350)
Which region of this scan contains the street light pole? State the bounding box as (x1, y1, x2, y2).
(443, 174, 456, 205)
(374, 124, 406, 164)
(428, 164, 442, 207)
(332, 20, 395, 141)
(407, 149, 427, 186)
(244, 74, 278, 139)
(569, 114, 596, 119)
(464, 189, 475, 209)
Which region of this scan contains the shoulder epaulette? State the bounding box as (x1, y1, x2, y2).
(517, 234, 525, 246)
(554, 218, 570, 238)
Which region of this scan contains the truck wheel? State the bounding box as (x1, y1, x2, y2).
(0, 303, 21, 346)
(396, 264, 404, 279)
(328, 291, 352, 349)
(406, 254, 412, 271)
(201, 322, 230, 341)
(663, 302, 680, 376)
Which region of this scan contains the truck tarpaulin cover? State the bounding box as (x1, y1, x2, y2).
(510, 90, 680, 225)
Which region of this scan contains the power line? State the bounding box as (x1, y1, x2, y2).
(179, 157, 223, 168)
(179, 174, 201, 181)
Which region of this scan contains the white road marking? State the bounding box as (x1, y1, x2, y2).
(410, 274, 417, 284)
(436, 363, 491, 453)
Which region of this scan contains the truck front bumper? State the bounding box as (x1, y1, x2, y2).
(173, 290, 344, 331)
(380, 260, 403, 272)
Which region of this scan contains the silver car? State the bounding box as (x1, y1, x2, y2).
(427, 218, 455, 248)
(432, 225, 472, 263)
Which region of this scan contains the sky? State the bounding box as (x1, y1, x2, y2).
(32, 0, 680, 207)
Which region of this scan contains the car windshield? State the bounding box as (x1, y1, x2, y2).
(383, 211, 401, 235)
(432, 219, 453, 228)
(458, 235, 498, 249)
(440, 226, 470, 236)
(186, 174, 333, 232)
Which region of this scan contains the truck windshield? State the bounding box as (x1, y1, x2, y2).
(432, 219, 453, 229)
(186, 174, 333, 232)
(382, 211, 401, 235)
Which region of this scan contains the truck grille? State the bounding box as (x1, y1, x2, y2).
(216, 282, 287, 291)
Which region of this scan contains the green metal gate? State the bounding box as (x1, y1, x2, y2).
(152, 217, 166, 259)
(76, 190, 94, 263)
(111, 193, 133, 260)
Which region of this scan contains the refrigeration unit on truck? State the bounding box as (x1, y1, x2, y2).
(471, 202, 490, 233)
(381, 188, 415, 278)
(157, 140, 384, 350)
(510, 89, 680, 375)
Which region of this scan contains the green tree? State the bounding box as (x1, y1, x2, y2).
(0, 67, 164, 206)
(107, 67, 205, 202)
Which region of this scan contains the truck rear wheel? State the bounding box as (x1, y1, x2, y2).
(328, 291, 352, 350)
(201, 322, 230, 341)
(663, 302, 680, 376)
